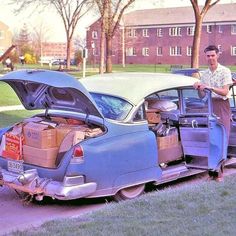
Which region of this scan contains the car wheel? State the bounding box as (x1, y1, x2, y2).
(113, 184, 145, 202)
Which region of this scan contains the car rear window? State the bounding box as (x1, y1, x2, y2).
(91, 93, 133, 121)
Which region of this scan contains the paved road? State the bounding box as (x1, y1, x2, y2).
(0, 165, 235, 235)
(0, 187, 106, 235)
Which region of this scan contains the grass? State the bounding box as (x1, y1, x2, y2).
(0, 110, 39, 127)
(10, 175, 236, 236)
(0, 82, 21, 106)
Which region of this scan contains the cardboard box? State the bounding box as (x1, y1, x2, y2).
(73, 130, 85, 145)
(158, 143, 183, 164)
(157, 132, 179, 150)
(51, 116, 68, 124)
(58, 131, 74, 153)
(23, 145, 58, 168)
(56, 124, 89, 146)
(146, 109, 161, 124)
(58, 125, 90, 153)
(67, 118, 85, 125)
(85, 128, 103, 138)
(23, 122, 57, 148)
(56, 125, 74, 146)
(3, 124, 25, 160)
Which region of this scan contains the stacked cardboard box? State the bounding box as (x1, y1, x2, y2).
(23, 122, 58, 168)
(0, 117, 104, 168)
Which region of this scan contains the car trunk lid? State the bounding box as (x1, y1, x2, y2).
(0, 70, 103, 119)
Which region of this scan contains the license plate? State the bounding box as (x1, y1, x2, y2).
(7, 160, 24, 173)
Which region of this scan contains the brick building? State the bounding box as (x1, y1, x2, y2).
(86, 3, 236, 66)
(35, 42, 75, 62)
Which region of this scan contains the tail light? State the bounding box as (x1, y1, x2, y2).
(73, 145, 84, 160)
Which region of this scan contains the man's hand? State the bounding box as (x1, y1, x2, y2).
(193, 82, 211, 91)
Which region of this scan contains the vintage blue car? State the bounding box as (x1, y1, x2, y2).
(0, 70, 234, 202)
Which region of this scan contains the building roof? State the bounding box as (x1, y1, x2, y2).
(123, 3, 236, 27)
(81, 72, 198, 105)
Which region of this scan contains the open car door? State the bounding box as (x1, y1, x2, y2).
(178, 87, 227, 172)
(228, 82, 236, 156)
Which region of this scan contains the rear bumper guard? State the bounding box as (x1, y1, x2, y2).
(0, 168, 97, 200)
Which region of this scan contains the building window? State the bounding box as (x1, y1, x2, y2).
(218, 25, 223, 33)
(231, 46, 236, 56)
(170, 46, 182, 56)
(143, 29, 149, 37)
(207, 25, 213, 33)
(169, 27, 181, 36)
(187, 26, 194, 36)
(187, 46, 192, 56)
(231, 25, 236, 34)
(142, 48, 149, 56)
(0, 30, 4, 39)
(157, 28, 163, 37)
(112, 50, 116, 56)
(92, 48, 98, 56)
(92, 31, 98, 39)
(218, 45, 222, 54)
(126, 47, 136, 56)
(127, 28, 137, 37)
(157, 47, 163, 56)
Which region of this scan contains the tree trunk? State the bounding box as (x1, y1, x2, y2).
(66, 38, 71, 70)
(191, 16, 203, 68)
(106, 35, 112, 73)
(99, 19, 105, 74)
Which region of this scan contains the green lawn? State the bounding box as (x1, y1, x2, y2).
(0, 110, 40, 127)
(11, 175, 236, 236)
(0, 82, 21, 106)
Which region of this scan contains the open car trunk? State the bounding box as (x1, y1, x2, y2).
(0, 114, 104, 169)
(0, 70, 105, 170)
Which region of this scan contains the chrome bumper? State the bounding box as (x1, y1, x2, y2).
(0, 168, 97, 200)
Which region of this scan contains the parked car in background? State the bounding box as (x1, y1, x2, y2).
(171, 68, 200, 77)
(52, 59, 76, 66)
(0, 71, 235, 202)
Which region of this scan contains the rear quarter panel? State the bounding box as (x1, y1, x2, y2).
(66, 121, 161, 196)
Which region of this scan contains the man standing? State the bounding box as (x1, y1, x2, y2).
(194, 45, 233, 141)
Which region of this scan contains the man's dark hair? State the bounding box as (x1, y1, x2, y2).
(204, 45, 219, 53)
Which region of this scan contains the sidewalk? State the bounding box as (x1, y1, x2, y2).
(0, 105, 24, 112)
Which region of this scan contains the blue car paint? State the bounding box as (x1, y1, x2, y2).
(208, 121, 227, 169)
(0, 70, 228, 200)
(66, 120, 161, 196)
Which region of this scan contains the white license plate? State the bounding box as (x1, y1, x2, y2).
(7, 160, 24, 173)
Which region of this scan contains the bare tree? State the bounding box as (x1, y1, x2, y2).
(10, 0, 93, 69)
(94, 0, 135, 73)
(190, 0, 220, 68)
(31, 21, 51, 63)
(94, 0, 107, 74)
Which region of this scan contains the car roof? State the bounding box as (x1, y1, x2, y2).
(81, 72, 198, 105)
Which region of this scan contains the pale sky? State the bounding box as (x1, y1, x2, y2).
(0, 0, 235, 42)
